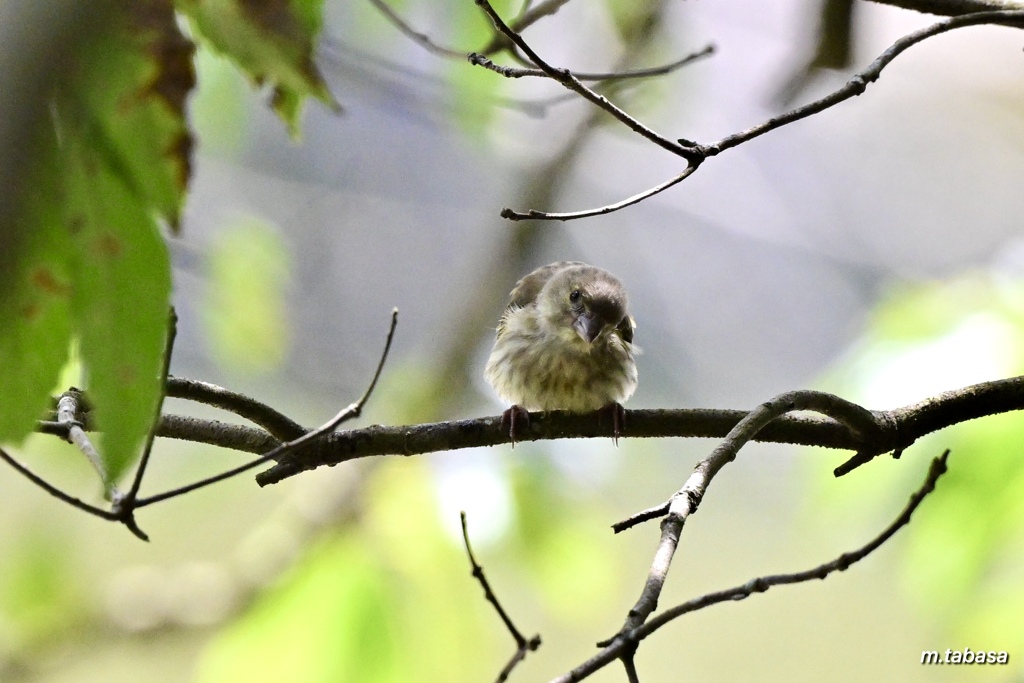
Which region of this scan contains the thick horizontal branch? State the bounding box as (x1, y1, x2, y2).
(252, 376, 1024, 486)
(869, 0, 1024, 16)
(35, 377, 1024, 488)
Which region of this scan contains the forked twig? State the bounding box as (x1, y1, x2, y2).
(553, 450, 952, 682)
(461, 511, 541, 682)
(135, 308, 400, 509)
(474, 6, 1024, 221)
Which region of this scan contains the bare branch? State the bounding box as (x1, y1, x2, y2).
(461, 511, 541, 682)
(701, 10, 1024, 159)
(367, 0, 467, 59)
(553, 450, 952, 683)
(614, 391, 883, 532)
(601, 391, 884, 664)
(135, 308, 400, 508)
(869, 0, 1024, 16)
(499, 164, 698, 221)
(487, 9, 1024, 220)
(479, 0, 575, 55)
(472, 0, 700, 162)
(56, 388, 119, 498)
(258, 376, 1024, 485)
(469, 44, 715, 82)
(36, 375, 1024, 489)
(0, 447, 116, 521)
(166, 377, 306, 441)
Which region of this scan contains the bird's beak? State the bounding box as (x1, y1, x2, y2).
(573, 311, 603, 344)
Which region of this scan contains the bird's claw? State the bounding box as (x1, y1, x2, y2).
(598, 402, 627, 445)
(500, 405, 531, 447)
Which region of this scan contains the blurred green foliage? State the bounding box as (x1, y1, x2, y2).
(197, 460, 495, 682)
(0, 530, 85, 655)
(190, 47, 250, 154)
(811, 273, 1024, 659)
(203, 217, 292, 374)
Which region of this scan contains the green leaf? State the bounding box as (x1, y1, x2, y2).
(177, 0, 339, 137)
(64, 128, 173, 483)
(0, 129, 73, 446)
(69, 1, 196, 232)
(190, 46, 250, 154)
(2, 4, 187, 479)
(49, 2, 185, 482)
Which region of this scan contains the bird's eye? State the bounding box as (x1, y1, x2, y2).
(569, 289, 581, 303)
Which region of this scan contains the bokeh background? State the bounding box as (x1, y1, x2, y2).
(2, 0, 1024, 681)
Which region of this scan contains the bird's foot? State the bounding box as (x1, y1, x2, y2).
(597, 402, 627, 445)
(500, 404, 531, 447)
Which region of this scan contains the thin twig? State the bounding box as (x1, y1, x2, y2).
(614, 391, 884, 532)
(367, 0, 467, 58)
(489, 9, 1024, 221)
(0, 447, 116, 521)
(469, 43, 715, 82)
(499, 164, 698, 222)
(135, 309, 400, 509)
(480, 0, 575, 55)
(868, 0, 1024, 15)
(125, 307, 178, 502)
(461, 511, 541, 682)
(700, 10, 1024, 159)
(553, 450, 951, 683)
(473, 0, 700, 162)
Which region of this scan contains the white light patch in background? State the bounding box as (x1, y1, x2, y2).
(853, 312, 1020, 410)
(432, 449, 512, 549)
(548, 437, 621, 492)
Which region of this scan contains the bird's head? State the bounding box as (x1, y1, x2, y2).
(538, 265, 633, 346)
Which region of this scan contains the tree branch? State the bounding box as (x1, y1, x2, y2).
(255, 376, 1024, 485)
(472, 0, 702, 163)
(468, 43, 715, 83)
(481, 8, 1024, 220)
(498, 164, 699, 222)
(165, 376, 306, 441)
(461, 511, 541, 682)
(553, 450, 952, 682)
(366, 0, 468, 59)
(868, 0, 1024, 16)
(600, 391, 886, 665)
(55, 388, 119, 498)
(700, 10, 1024, 159)
(0, 446, 116, 521)
(134, 308, 399, 509)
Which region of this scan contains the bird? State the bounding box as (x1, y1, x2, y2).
(484, 261, 638, 444)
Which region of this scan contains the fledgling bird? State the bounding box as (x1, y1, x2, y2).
(484, 261, 638, 443)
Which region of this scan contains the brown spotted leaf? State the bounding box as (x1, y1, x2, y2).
(177, 0, 339, 137)
(0, 1, 183, 484)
